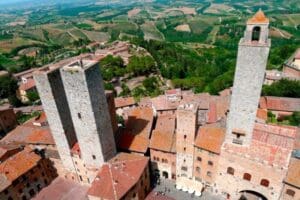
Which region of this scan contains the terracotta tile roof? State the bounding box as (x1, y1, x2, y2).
(88, 153, 149, 200)
(256, 108, 268, 121)
(154, 114, 176, 133)
(194, 126, 225, 154)
(0, 147, 41, 184)
(165, 88, 181, 96)
(71, 142, 80, 156)
(0, 174, 11, 191)
(150, 130, 176, 153)
(247, 10, 269, 24)
(151, 95, 180, 111)
(19, 78, 36, 91)
(118, 133, 149, 153)
(33, 177, 89, 200)
(146, 191, 175, 200)
(118, 107, 153, 153)
(0, 144, 22, 161)
(182, 93, 210, 109)
(114, 97, 136, 108)
(259, 96, 300, 112)
(1, 112, 55, 145)
(207, 101, 217, 123)
(150, 114, 176, 152)
(285, 158, 300, 187)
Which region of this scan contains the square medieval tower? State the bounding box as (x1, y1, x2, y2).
(226, 10, 271, 146)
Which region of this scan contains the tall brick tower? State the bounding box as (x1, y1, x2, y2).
(60, 60, 116, 168)
(226, 10, 271, 146)
(34, 68, 77, 172)
(175, 103, 198, 191)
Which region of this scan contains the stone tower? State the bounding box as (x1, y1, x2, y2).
(60, 60, 116, 168)
(226, 10, 271, 146)
(34, 68, 77, 172)
(176, 103, 198, 191)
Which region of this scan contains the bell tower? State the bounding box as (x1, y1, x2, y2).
(226, 10, 271, 146)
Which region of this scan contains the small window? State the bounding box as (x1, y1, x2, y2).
(133, 193, 136, 198)
(29, 189, 35, 197)
(252, 26, 261, 41)
(44, 179, 48, 185)
(227, 167, 234, 175)
(79, 175, 83, 181)
(92, 155, 96, 160)
(184, 135, 187, 139)
(78, 113, 81, 119)
(183, 147, 186, 151)
(286, 189, 295, 197)
(208, 161, 213, 166)
(260, 179, 269, 187)
(243, 173, 251, 181)
(197, 157, 202, 162)
(181, 166, 187, 171)
(207, 171, 212, 177)
(196, 167, 201, 173)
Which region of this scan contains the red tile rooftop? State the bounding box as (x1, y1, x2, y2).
(194, 126, 225, 154)
(114, 97, 136, 108)
(150, 130, 176, 153)
(33, 177, 89, 200)
(71, 142, 81, 156)
(165, 88, 181, 96)
(0, 147, 41, 185)
(0, 144, 21, 161)
(247, 10, 269, 24)
(1, 112, 55, 145)
(260, 96, 300, 112)
(88, 153, 149, 200)
(19, 78, 36, 91)
(151, 95, 180, 111)
(285, 158, 300, 188)
(256, 108, 268, 121)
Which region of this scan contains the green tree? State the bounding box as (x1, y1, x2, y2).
(262, 79, 300, 98)
(27, 90, 40, 103)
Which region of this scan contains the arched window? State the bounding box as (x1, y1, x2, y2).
(227, 167, 234, 175)
(243, 173, 251, 181)
(252, 26, 261, 41)
(260, 179, 269, 187)
(286, 189, 295, 197)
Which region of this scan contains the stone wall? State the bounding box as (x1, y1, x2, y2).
(226, 40, 270, 146)
(34, 70, 77, 172)
(60, 62, 116, 168)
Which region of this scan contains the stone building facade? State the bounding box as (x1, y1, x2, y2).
(175, 103, 201, 192)
(34, 58, 117, 184)
(34, 68, 78, 173)
(226, 10, 271, 146)
(60, 60, 116, 169)
(0, 147, 57, 200)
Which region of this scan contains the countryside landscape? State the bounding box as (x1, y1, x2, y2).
(1, 0, 300, 102)
(0, 1, 300, 200)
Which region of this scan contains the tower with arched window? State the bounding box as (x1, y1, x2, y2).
(226, 10, 271, 146)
